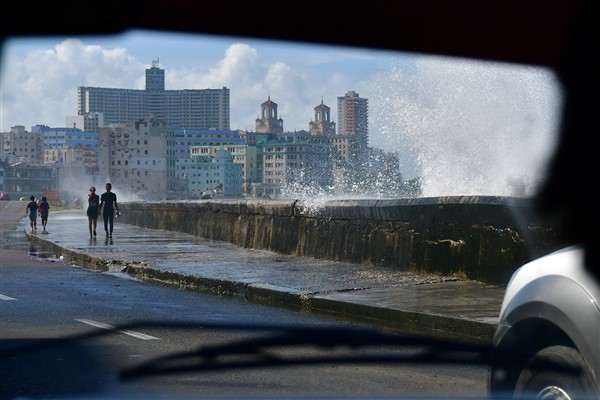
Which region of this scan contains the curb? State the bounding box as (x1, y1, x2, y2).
(26, 230, 497, 345)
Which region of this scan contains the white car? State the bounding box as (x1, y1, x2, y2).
(489, 245, 600, 399)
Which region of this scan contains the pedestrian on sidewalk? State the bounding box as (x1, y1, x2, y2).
(87, 186, 100, 239)
(99, 182, 120, 238)
(25, 195, 38, 232)
(38, 196, 50, 233)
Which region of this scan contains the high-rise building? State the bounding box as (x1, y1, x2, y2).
(77, 60, 230, 131)
(337, 91, 368, 139)
(336, 91, 369, 164)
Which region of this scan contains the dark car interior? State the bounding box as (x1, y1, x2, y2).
(1, 2, 598, 399)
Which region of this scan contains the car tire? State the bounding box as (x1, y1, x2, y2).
(513, 345, 597, 400)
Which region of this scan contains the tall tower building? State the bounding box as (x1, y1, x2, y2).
(337, 90, 368, 145)
(309, 100, 336, 136)
(255, 96, 283, 134)
(145, 59, 165, 91)
(335, 91, 369, 164)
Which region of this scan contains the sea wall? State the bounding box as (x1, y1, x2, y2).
(119, 196, 567, 286)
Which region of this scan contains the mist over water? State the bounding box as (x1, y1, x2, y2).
(369, 55, 562, 198)
(281, 55, 562, 207)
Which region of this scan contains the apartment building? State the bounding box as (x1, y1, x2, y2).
(260, 132, 334, 198)
(173, 128, 244, 159)
(97, 114, 176, 200)
(183, 142, 258, 195)
(66, 112, 105, 132)
(336, 90, 369, 164)
(2, 86, 379, 200)
(4, 125, 44, 164)
(77, 60, 230, 131)
(33, 125, 98, 169)
(177, 148, 243, 198)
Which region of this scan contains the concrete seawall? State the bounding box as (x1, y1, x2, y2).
(119, 196, 566, 286)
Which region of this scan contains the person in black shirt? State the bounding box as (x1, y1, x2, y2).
(25, 195, 38, 232)
(87, 186, 100, 239)
(98, 182, 120, 238)
(38, 196, 50, 233)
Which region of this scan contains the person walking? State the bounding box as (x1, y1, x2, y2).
(86, 186, 100, 239)
(25, 195, 38, 232)
(38, 196, 50, 233)
(99, 182, 120, 238)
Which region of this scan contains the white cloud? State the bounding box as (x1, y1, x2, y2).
(1, 38, 349, 132)
(1, 38, 145, 130)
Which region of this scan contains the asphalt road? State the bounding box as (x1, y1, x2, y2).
(0, 201, 491, 398)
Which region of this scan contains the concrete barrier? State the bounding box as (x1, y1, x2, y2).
(119, 196, 567, 286)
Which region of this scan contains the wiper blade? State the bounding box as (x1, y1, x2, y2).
(117, 322, 494, 381)
(1, 320, 577, 383)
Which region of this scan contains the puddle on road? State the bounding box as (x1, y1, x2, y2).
(5, 221, 62, 262)
(26, 240, 61, 262)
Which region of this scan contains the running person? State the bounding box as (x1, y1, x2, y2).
(38, 196, 50, 232)
(87, 187, 100, 238)
(99, 183, 120, 237)
(25, 195, 38, 232)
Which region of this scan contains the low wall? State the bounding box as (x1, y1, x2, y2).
(119, 196, 567, 286)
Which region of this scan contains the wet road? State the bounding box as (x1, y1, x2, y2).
(1, 201, 491, 399)
(2, 201, 505, 344)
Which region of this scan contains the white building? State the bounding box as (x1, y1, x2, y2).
(66, 112, 105, 132)
(78, 60, 230, 131)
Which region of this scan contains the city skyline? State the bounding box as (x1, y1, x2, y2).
(1, 31, 396, 134)
(1, 30, 560, 196)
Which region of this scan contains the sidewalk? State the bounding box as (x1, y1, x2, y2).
(4, 201, 505, 345)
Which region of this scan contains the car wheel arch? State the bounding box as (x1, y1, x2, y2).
(490, 317, 575, 397)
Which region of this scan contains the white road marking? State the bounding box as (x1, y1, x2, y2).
(0, 294, 16, 300)
(76, 318, 159, 340)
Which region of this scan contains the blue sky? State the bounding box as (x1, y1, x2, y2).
(0, 30, 562, 196)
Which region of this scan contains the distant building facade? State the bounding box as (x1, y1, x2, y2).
(32, 125, 99, 171)
(255, 96, 283, 134)
(178, 148, 243, 198)
(173, 128, 244, 159)
(2, 81, 413, 200)
(4, 125, 44, 164)
(77, 60, 230, 130)
(0, 161, 58, 198)
(66, 112, 105, 132)
(180, 142, 258, 196)
(97, 114, 177, 200)
(336, 90, 369, 164)
(309, 100, 336, 136)
(250, 98, 338, 198)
